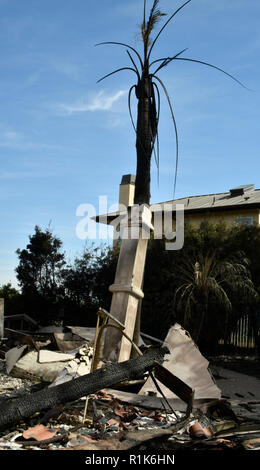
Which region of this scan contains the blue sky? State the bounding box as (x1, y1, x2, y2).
(0, 0, 259, 288)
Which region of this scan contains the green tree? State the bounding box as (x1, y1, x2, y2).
(0, 283, 21, 317)
(16, 225, 65, 297)
(15, 226, 66, 324)
(61, 244, 119, 326)
(140, 223, 260, 353)
(62, 249, 95, 306)
(0, 283, 20, 299)
(174, 252, 258, 347)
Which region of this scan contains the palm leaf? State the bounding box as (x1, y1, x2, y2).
(151, 48, 189, 73)
(153, 75, 179, 198)
(95, 41, 143, 69)
(97, 67, 138, 84)
(174, 57, 248, 89)
(147, 0, 166, 35)
(148, 0, 192, 59)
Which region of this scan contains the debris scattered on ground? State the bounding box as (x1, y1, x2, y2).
(0, 346, 169, 433)
(50, 345, 94, 387)
(1, 370, 260, 451)
(1, 321, 260, 452)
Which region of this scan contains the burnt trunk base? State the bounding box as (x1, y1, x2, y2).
(0, 347, 169, 432)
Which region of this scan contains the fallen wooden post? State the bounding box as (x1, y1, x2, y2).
(0, 346, 168, 432)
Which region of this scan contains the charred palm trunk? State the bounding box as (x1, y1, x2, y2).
(0, 347, 168, 432)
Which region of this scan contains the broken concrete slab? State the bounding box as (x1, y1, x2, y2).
(48, 363, 80, 387)
(5, 345, 27, 374)
(139, 323, 221, 400)
(10, 351, 70, 382)
(54, 332, 86, 352)
(38, 350, 77, 364)
(49, 361, 92, 387)
(66, 326, 96, 343)
(7, 341, 95, 384)
(49, 345, 94, 387)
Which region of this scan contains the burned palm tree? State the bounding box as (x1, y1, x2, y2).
(97, 0, 245, 205)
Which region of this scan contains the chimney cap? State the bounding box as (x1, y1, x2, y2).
(120, 174, 136, 185)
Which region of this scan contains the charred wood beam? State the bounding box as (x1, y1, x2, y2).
(0, 347, 169, 432)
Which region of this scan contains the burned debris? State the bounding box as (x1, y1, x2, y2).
(0, 346, 169, 433)
(1, 318, 260, 452)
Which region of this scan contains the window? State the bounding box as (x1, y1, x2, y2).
(235, 216, 253, 226)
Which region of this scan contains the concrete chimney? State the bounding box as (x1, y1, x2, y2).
(119, 174, 136, 208)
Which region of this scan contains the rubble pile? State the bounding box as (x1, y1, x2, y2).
(0, 374, 260, 451)
(0, 321, 260, 452)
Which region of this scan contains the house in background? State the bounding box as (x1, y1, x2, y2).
(153, 183, 260, 228)
(97, 176, 260, 239)
(95, 176, 260, 352)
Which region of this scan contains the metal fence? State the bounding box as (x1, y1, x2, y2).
(219, 314, 256, 352)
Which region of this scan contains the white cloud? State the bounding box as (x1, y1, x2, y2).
(58, 90, 127, 115)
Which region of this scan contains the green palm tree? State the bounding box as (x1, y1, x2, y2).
(97, 0, 245, 205)
(174, 252, 258, 344)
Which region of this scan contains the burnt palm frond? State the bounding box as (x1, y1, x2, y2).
(128, 85, 137, 133)
(97, 67, 138, 84)
(126, 50, 141, 80)
(143, 0, 147, 25)
(95, 41, 143, 69)
(174, 57, 249, 89)
(151, 48, 189, 72)
(153, 75, 179, 197)
(142, 0, 166, 50)
(148, 0, 192, 60)
(152, 81, 161, 174)
(97, 0, 246, 205)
